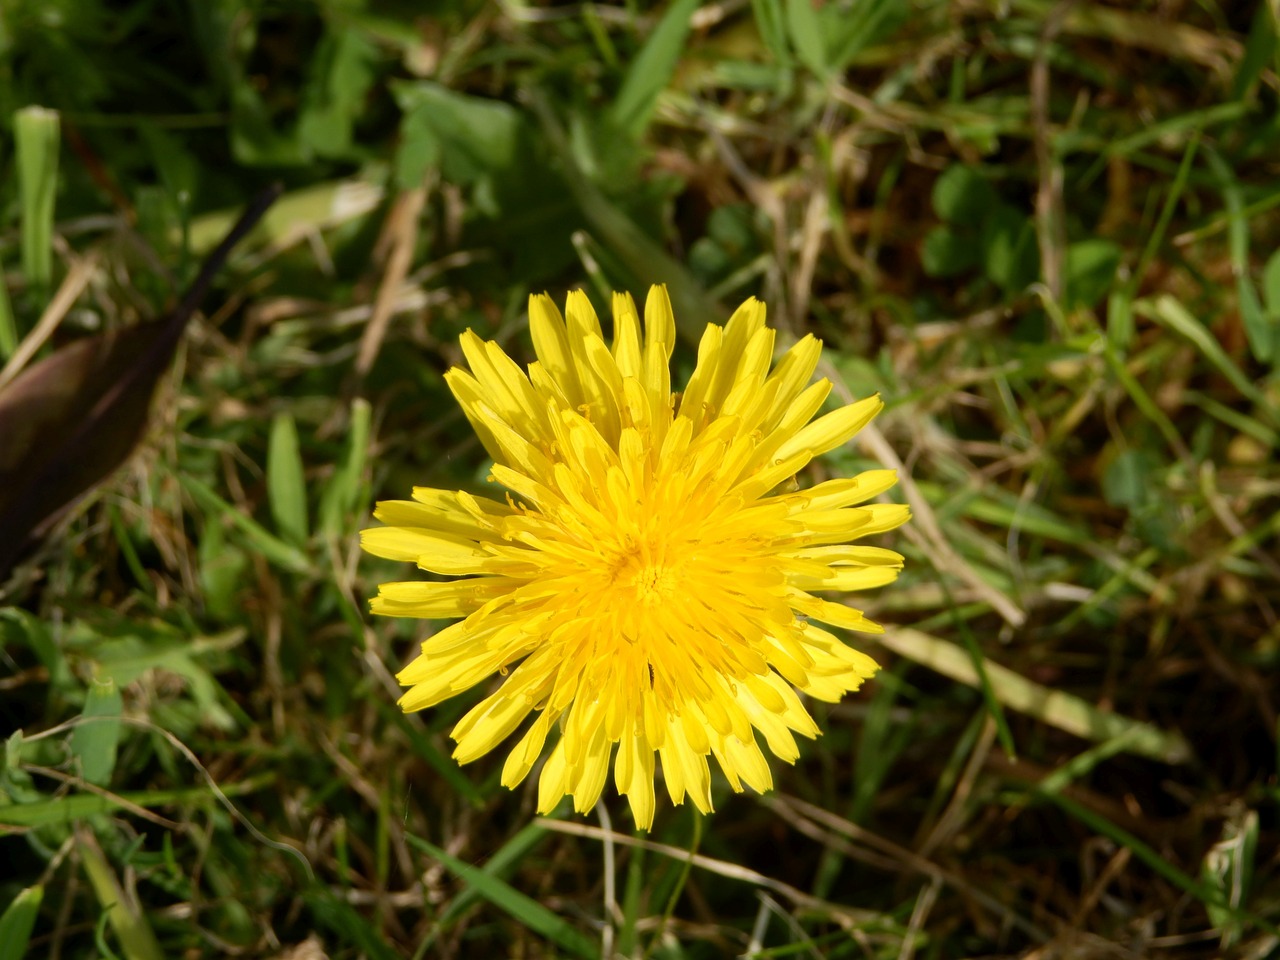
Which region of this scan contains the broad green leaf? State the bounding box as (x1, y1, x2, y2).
(71, 677, 123, 786)
(394, 103, 442, 190)
(981, 205, 1040, 294)
(932, 164, 997, 224)
(921, 225, 979, 278)
(392, 82, 523, 186)
(297, 29, 378, 159)
(230, 78, 310, 166)
(0, 608, 67, 687)
(92, 632, 240, 732)
(1107, 287, 1134, 350)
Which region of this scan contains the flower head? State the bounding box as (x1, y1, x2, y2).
(362, 286, 908, 829)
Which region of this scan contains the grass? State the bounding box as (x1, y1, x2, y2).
(1, 1, 1279, 957)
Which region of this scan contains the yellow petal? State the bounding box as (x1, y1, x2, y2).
(501, 710, 555, 788)
(536, 738, 569, 814)
(774, 394, 883, 461)
(643, 284, 676, 360)
(453, 690, 534, 764)
(616, 732, 657, 830)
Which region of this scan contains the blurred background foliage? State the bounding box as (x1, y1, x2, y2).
(2, 0, 1280, 957)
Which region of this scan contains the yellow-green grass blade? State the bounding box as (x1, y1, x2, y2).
(14, 106, 60, 293)
(267, 411, 309, 545)
(77, 826, 164, 960)
(877, 628, 1192, 764)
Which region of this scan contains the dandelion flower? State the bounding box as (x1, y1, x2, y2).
(362, 286, 909, 829)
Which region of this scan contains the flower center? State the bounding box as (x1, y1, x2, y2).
(627, 561, 678, 605)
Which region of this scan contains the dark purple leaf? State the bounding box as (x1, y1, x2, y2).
(0, 184, 282, 580)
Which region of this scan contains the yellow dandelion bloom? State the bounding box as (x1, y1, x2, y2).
(362, 285, 909, 829)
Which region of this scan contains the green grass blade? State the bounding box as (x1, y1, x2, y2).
(617, 840, 646, 958)
(943, 580, 1016, 759)
(434, 822, 550, 927)
(302, 888, 401, 960)
(319, 397, 371, 538)
(1035, 729, 1150, 796)
(0, 885, 43, 960)
(0, 261, 16, 361)
(406, 833, 598, 959)
(1205, 145, 1274, 362)
(14, 106, 60, 292)
(528, 91, 721, 343)
(374, 699, 485, 808)
(786, 0, 828, 76)
(1102, 343, 1190, 459)
(108, 504, 150, 591)
(178, 473, 310, 574)
(1232, 2, 1277, 100)
(1040, 791, 1277, 938)
(1137, 294, 1275, 420)
(0, 779, 273, 828)
(850, 667, 912, 826)
(751, 0, 792, 65)
(267, 411, 309, 545)
(1120, 131, 1200, 340)
(608, 0, 701, 140)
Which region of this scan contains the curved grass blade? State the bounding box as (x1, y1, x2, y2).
(406, 832, 597, 959)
